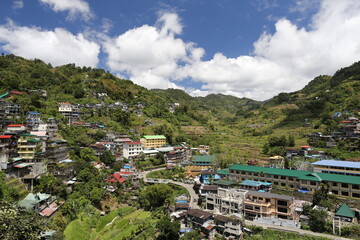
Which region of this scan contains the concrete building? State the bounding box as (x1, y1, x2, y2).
(311, 160, 360, 176)
(58, 102, 80, 124)
(123, 141, 143, 159)
(214, 214, 243, 238)
(206, 188, 247, 215)
(228, 164, 360, 199)
(26, 111, 41, 129)
(140, 135, 166, 149)
(244, 191, 296, 220)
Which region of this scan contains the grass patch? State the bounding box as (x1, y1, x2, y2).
(96, 206, 134, 232)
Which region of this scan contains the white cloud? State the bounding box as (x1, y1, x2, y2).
(0, 21, 100, 67)
(102, 1, 360, 100)
(179, 0, 360, 100)
(103, 13, 204, 89)
(12, 0, 24, 9)
(39, 0, 92, 21)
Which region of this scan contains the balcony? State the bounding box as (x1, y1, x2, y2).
(244, 200, 271, 207)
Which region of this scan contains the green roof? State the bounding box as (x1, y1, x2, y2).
(19, 133, 36, 137)
(18, 193, 52, 210)
(335, 203, 355, 218)
(28, 139, 41, 142)
(192, 155, 215, 163)
(228, 164, 360, 185)
(217, 169, 230, 175)
(214, 179, 235, 186)
(143, 135, 166, 139)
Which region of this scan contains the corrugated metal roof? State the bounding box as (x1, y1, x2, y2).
(311, 160, 360, 169)
(228, 164, 360, 185)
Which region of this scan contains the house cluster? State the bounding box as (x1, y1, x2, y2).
(0, 111, 74, 190)
(308, 117, 360, 148)
(58, 101, 148, 124)
(170, 158, 360, 238)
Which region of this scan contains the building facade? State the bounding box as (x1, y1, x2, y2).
(123, 141, 143, 158)
(228, 164, 360, 199)
(140, 135, 167, 149)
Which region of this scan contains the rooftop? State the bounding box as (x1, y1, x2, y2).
(311, 160, 360, 169)
(192, 155, 215, 163)
(335, 203, 355, 218)
(187, 209, 212, 219)
(240, 180, 272, 187)
(214, 179, 235, 186)
(246, 190, 294, 201)
(143, 135, 166, 139)
(228, 164, 360, 185)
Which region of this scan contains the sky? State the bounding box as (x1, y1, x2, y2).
(0, 0, 360, 100)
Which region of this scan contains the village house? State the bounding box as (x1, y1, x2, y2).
(214, 214, 243, 238)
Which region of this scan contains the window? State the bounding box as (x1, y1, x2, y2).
(310, 181, 317, 186)
(273, 182, 278, 185)
(281, 176, 286, 180)
(352, 193, 360, 198)
(341, 191, 349, 196)
(281, 183, 286, 187)
(332, 182, 338, 187)
(277, 207, 288, 213)
(341, 183, 349, 188)
(288, 177, 293, 181)
(352, 184, 360, 190)
(277, 200, 288, 206)
(332, 190, 338, 195)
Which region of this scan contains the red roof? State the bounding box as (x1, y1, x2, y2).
(105, 173, 126, 183)
(126, 141, 142, 145)
(59, 102, 71, 105)
(0, 135, 12, 139)
(301, 145, 311, 148)
(7, 124, 24, 127)
(10, 91, 24, 95)
(339, 121, 352, 123)
(90, 144, 107, 149)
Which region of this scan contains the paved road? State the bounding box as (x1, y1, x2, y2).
(245, 221, 349, 240)
(139, 168, 348, 239)
(138, 167, 199, 209)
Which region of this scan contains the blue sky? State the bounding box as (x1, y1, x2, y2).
(1, 0, 360, 100)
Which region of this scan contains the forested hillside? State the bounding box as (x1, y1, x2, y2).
(1, 54, 360, 162)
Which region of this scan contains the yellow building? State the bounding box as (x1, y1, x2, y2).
(17, 133, 42, 160)
(244, 191, 295, 220)
(141, 135, 167, 149)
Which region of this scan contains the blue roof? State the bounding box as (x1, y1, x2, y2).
(311, 160, 360, 169)
(240, 180, 272, 187)
(28, 111, 40, 114)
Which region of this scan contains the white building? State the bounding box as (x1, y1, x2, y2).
(206, 188, 247, 215)
(0, 144, 9, 170)
(123, 141, 143, 159)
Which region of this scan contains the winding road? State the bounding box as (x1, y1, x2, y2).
(138, 167, 199, 209)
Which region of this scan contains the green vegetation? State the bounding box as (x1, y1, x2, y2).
(146, 167, 186, 179)
(244, 226, 330, 240)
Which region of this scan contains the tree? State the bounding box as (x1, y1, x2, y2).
(139, 184, 173, 210)
(100, 150, 115, 165)
(312, 182, 331, 207)
(0, 202, 45, 240)
(308, 209, 330, 233)
(80, 148, 98, 162)
(180, 230, 202, 240)
(156, 216, 180, 240)
(34, 174, 67, 198)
